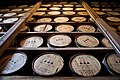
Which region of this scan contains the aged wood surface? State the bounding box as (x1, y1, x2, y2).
(0, 0, 42, 57)
(0, 76, 120, 80)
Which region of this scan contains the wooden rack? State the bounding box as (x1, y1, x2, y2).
(82, 1, 120, 55)
(0, 0, 120, 80)
(0, 0, 42, 56)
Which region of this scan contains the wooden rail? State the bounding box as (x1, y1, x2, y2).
(0, 76, 120, 80)
(0, 0, 43, 56)
(82, 1, 120, 55)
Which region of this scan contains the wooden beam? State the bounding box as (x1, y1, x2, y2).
(0, 0, 42, 56)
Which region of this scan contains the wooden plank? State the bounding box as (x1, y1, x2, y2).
(0, 76, 120, 80)
(0, 19, 26, 56)
(81, 1, 120, 55)
(81, 1, 99, 20)
(6, 47, 114, 51)
(0, 0, 43, 57)
(95, 19, 120, 55)
(25, 0, 42, 22)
